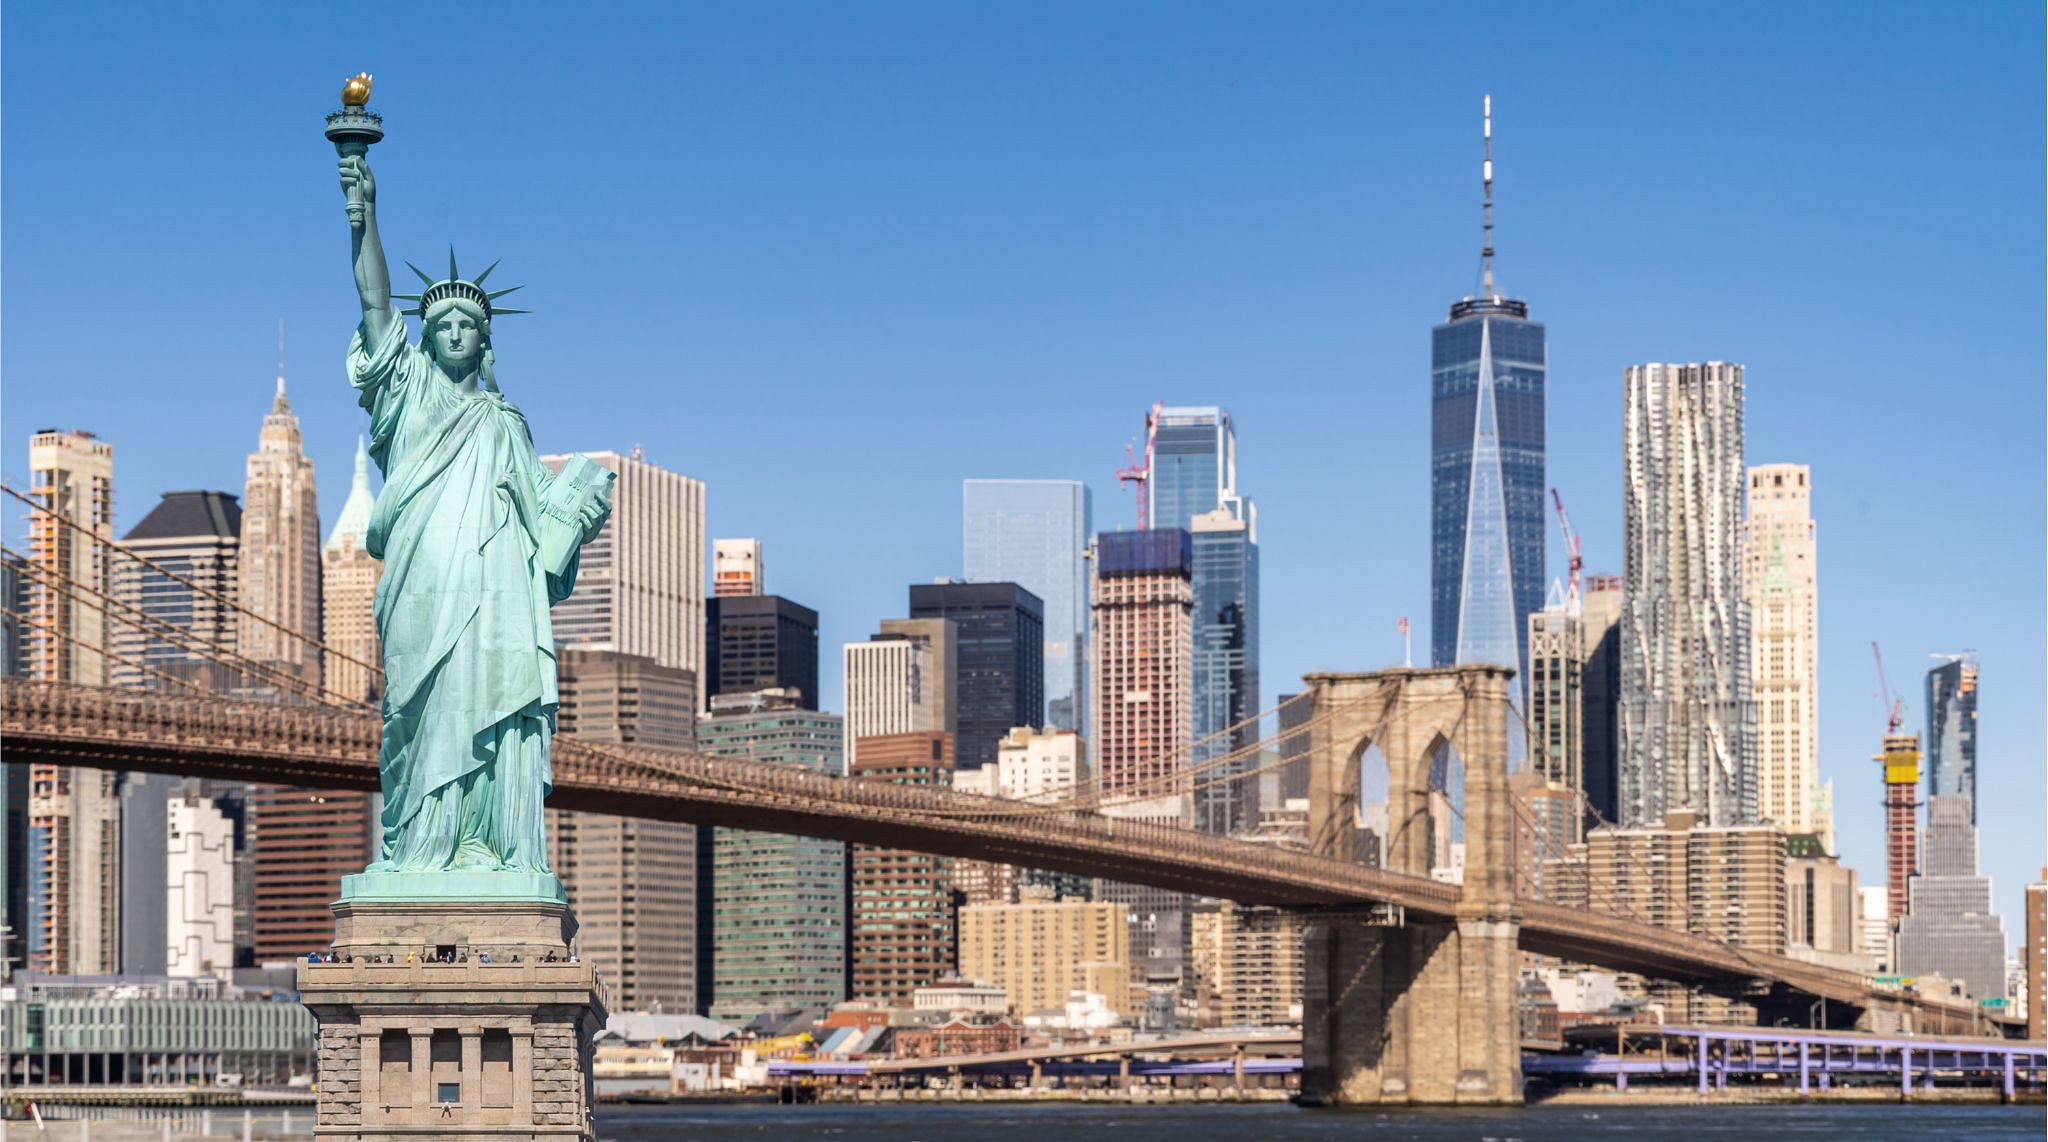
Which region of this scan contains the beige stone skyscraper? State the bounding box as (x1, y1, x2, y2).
(538, 449, 706, 678)
(322, 437, 382, 704)
(237, 373, 322, 688)
(1743, 463, 1823, 843)
(26, 428, 120, 974)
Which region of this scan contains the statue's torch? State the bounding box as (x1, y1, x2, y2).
(325, 73, 383, 226)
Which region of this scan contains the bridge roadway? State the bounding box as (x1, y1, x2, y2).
(0, 679, 1999, 1032)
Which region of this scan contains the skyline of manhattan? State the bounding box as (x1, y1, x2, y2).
(1, 2, 2040, 933)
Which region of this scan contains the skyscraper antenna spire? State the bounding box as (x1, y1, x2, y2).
(276, 319, 287, 399)
(1481, 94, 1496, 299)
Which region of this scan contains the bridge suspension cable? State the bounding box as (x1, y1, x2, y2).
(4, 480, 384, 685)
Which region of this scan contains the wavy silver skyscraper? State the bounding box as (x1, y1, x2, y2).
(1619, 362, 1755, 827)
(1431, 97, 1544, 686)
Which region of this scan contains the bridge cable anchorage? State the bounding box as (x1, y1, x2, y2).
(4, 480, 385, 684)
(2, 542, 374, 711)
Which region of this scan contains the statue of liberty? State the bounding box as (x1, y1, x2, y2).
(335, 130, 612, 896)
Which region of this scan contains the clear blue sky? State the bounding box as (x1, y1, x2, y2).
(5, 3, 2041, 935)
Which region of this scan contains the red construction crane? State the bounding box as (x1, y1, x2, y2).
(1871, 641, 1903, 734)
(1549, 487, 1582, 613)
(1116, 402, 1163, 529)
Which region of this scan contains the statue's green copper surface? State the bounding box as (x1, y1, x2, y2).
(331, 93, 613, 904)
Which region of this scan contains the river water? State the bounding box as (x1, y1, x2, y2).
(595, 1102, 2044, 1140)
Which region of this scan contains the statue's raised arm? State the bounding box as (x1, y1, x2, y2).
(340, 154, 395, 347)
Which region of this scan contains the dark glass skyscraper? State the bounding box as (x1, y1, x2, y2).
(1925, 655, 1979, 822)
(705, 595, 820, 710)
(909, 582, 1044, 768)
(1430, 98, 1543, 683)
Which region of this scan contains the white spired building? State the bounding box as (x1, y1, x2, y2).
(237, 371, 322, 688)
(1742, 463, 1827, 846)
(322, 437, 383, 704)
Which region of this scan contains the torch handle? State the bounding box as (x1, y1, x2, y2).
(334, 139, 372, 224)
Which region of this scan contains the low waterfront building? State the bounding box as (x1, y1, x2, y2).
(889, 1017, 1019, 1060)
(0, 972, 313, 1087)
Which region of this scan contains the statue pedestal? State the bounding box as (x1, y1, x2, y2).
(299, 898, 607, 1141)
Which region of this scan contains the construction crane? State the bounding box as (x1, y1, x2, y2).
(1871, 641, 1903, 734)
(1549, 487, 1582, 614)
(1115, 402, 1162, 529)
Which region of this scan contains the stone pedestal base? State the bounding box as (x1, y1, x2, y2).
(299, 899, 607, 1141)
(1299, 913, 1522, 1105)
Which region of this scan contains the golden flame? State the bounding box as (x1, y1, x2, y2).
(341, 73, 373, 107)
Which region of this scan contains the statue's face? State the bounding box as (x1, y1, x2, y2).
(430, 310, 484, 371)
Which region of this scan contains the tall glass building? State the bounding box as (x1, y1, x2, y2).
(1430, 299, 1545, 679)
(1144, 406, 1260, 835)
(1925, 655, 1979, 821)
(963, 480, 1092, 735)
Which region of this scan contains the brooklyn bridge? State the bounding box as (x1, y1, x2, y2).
(0, 485, 2019, 1105)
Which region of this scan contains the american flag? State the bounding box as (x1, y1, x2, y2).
(1396, 617, 1409, 636)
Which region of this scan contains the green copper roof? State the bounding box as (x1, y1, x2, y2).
(325, 435, 376, 552)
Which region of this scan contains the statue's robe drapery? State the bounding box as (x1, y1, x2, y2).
(349, 305, 576, 873)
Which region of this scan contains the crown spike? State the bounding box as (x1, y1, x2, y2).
(448, 246, 460, 283)
(485, 285, 524, 301)
(489, 308, 531, 316)
(472, 260, 501, 286)
(404, 261, 435, 286)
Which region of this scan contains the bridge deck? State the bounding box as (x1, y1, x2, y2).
(0, 679, 2006, 1034)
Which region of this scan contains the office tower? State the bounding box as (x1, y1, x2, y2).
(1135, 409, 1260, 836)
(1743, 464, 1822, 840)
(247, 785, 377, 961)
(712, 538, 764, 598)
(1587, 812, 1785, 1021)
(322, 438, 382, 705)
(1509, 770, 1578, 895)
(1925, 654, 1979, 821)
(1090, 530, 1194, 990)
(699, 693, 846, 1022)
(539, 448, 707, 677)
(1190, 506, 1259, 835)
(237, 375, 321, 686)
(1896, 794, 2007, 1000)
(958, 891, 1131, 1018)
(1858, 885, 1893, 974)
(963, 479, 1092, 734)
(1527, 574, 1623, 841)
(1579, 576, 1623, 827)
(29, 428, 115, 685)
(1783, 835, 1863, 970)
(849, 732, 956, 1004)
(547, 649, 701, 1014)
(1525, 601, 1582, 836)
(165, 793, 236, 976)
(2026, 881, 2045, 1041)
(1188, 901, 1302, 1027)
(109, 491, 242, 693)
(843, 635, 939, 769)
(878, 618, 957, 733)
(118, 773, 178, 975)
(1, 552, 25, 677)
(1430, 100, 1545, 684)
(1090, 530, 1193, 819)
(908, 582, 1044, 767)
(704, 595, 820, 709)
(1875, 731, 1920, 924)
(1619, 362, 1754, 827)
(26, 428, 118, 976)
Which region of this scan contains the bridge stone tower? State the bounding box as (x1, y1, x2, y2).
(1299, 665, 1522, 1105)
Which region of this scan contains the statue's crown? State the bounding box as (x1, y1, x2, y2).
(393, 248, 528, 321)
